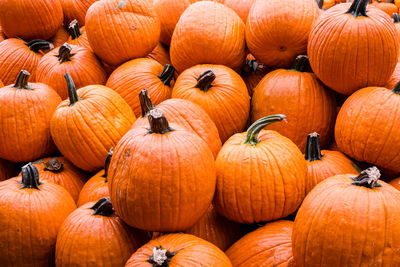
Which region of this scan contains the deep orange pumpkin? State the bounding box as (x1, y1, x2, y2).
(50, 27, 70, 48)
(389, 177, 400, 190)
(60, 0, 97, 26)
(241, 54, 272, 97)
(0, 26, 6, 42)
(146, 43, 171, 67)
(67, 20, 92, 51)
(0, 159, 19, 182)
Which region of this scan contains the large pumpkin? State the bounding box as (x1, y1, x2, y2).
(56, 197, 149, 267)
(50, 73, 136, 172)
(60, 0, 97, 26)
(85, 0, 160, 66)
(308, 0, 398, 95)
(108, 109, 216, 231)
(0, 163, 76, 266)
(292, 167, 400, 266)
(67, 20, 91, 51)
(0, 70, 61, 162)
(170, 1, 246, 73)
(172, 64, 250, 143)
(0, 159, 19, 182)
(251, 55, 337, 152)
(214, 115, 307, 223)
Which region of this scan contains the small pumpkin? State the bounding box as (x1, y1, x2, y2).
(0, 159, 19, 182)
(146, 43, 171, 67)
(241, 54, 272, 97)
(0, 163, 76, 266)
(67, 20, 91, 51)
(50, 73, 136, 172)
(60, 0, 97, 26)
(56, 197, 149, 267)
(172, 64, 250, 143)
(223, 0, 255, 22)
(125, 233, 232, 267)
(0, 70, 61, 162)
(106, 58, 175, 117)
(49, 27, 70, 48)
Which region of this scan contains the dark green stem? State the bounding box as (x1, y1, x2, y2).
(351, 166, 381, 188)
(90, 197, 115, 216)
(291, 55, 310, 72)
(102, 148, 113, 183)
(392, 81, 400, 94)
(158, 64, 175, 86)
(68, 19, 82, 40)
(64, 72, 81, 106)
(20, 163, 41, 190)
(139, 89, 156, 117)
(148, 109, 173, 134)
(147, 246, 176, 267)
(44, 158, 63, 172)
(13, 70, 32, 89)
(346, 0, 369, 17)
(195, 70, 216, 92)
(25, 39, 54, 53)
(316, 0, 324, 9)
(243, 115, 287, 146)
(305, 132, 323, 161)
(56, 43, 75, 63)
(394, 13, 400, 23)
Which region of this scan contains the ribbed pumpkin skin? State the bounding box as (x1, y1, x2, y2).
(55, 201, 149, 267)
(85, 0, 160, 66)
(0, 0, 63, 40)
(385, 62, 400, 89)
(36, 45, 107, 99)
(146, 43, 171, 66)
(170, 1, 246, 73)
(246, 0, 320, 68)
(77, 170, 109, 206)
(226, 220, 294, 267)
(132, 98, 222, 158)
(61, 0, 97, 26)
(389, 177, 400, 190)
(108, 124, 216, 232)
(0, 81, 61, 162)
(126, 234, 233, 267)
(251, 69, 336, 152)
(308, 4, 398, 95)
(223, 0, 255, 22)
(50, 27, 70, 48)
(172, 65, 250, 143)
(0, 178, 76, 266)
(106, 58, 173, 117)
(214, 131, 307, 224)
(292, 174, 400, 267)
(0, 159, 19, 182)
(67, 27, 91, 51)
(50, 86, 136, 172)
(335, 87, 400, 173)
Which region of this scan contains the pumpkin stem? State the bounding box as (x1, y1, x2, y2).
(65, 72, 81, 106)
(243, 114, 287, 146)
(44, 158, 63, 173)
(351, 166, 382, 188)
(25, 39, 54, 53)
(158, 64, 175, 86)
(68, 19, 82, 40)
(316, 0, 324, 9)
(394, 13, 400, 23)
(195, 70, 216, 92)
(243, 59, 258, 74)
(291, 55, 310, 72)
(90, 197, 115, 216)
(56, 43, 75, 63)
(20, 163, 41, 190)
(148, 109, 173, 134)
(305, 132, 323, 161)
(13, 70, 32, 89)
(346, 0, 369, 17)
(139, 89, 156, 117)
(147, 246, 176, 267)
(102, 148, 113, 183)
(392, 81, 400, 94)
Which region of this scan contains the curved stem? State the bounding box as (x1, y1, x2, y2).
(394, 13, 400, 23)
(148, 109, 173, 134)
(13, 70, 32, 89)
(346, 0, 369, 17)
(90, 197, 115, 216)
(158, 64, 175, 86)
(20, 163, 41, 189)
(68, 19, 82, 40)
(243, 115, 287, 146)
(351, 166, 381, 188)
(25, 39, 54, 53)
(305, 132, 323, 161)
(291, 55, 310, 72)
(64, 72, 81, 106)
(139, 89, 156, 117)
(102, 148, 113, 183)
(56, 43, 75, 63)
(392, 81, 400, 94)
(195, 70, 216, 92)
(147, 246, 176, 267)
(44, 158, 63, 173)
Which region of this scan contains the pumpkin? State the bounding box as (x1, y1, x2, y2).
(304, 132, 359, 194)
(292, 167, 400, 266)
(0, 70, 61, 162)
(0, 26, 6, 42)
(0, 159, 19, 182)
(50, 73, 136, 172)
(242, 54, 271, 97)
(386, 63, 400, 89)
(108, 109, 216, 231)
(56, 197, 149, 267)
(226, 220, 295, 267)
(30, 157, 87, 203)
(172, 64, 250, 143)
(125, 233, 232, 267)
(308, 0, 398, 95)
(36, 43, 107, 99)
(246, 0, 320, 68)
(49, 27, 70, 48)
(0, 38, 53, 86)
(371, 0, 398, 15)
(335, 83, 400, 173)
(77, 149, 113, 206)
(214, 115, 307, 224)
(0, 79, 3, 87)
(146, 43, 171, 67)
(322, 0, 336, 9)
(396, 0, 400, 9)
(106, 58, 175, 117)
(389, 177, 400, 190)
(85, 0, 160, 66)
(60, 0, 97, 26)
(67, 20, 91, 51)
(170, 1, 246, 73)
(223, 0, 255, 22)
(0, 163, 76, 266)
(251, 55, 337, 152)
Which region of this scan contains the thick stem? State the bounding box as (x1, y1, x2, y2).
(56, 43, 75, 63)
(139, 89, 156, 117)
(243, 115, 287, 146)
(351, 166, 382, 188)
(148, 109, 173, 134)
(68, 19, 82, 40)
(394, 13, 400, 23)
(90, 197, 115, 216)
(195, 70, 216, 92)
(243, 59, 258, 74)
(392, 81, 400, 94)
(158, 64, 175, 86)
(20, 163, 41, 189)
(305, 132, 323, 161)
(64, 72, 81, 106)
(147, 246, 176, 267)
(346, 0, 369, 17)
(102, 148, 113, 183)
(44, 158, 63, 173)
(291, 55, 310, 72)
(13, 70, 32, 89)
(316, 0, 324, 9)
(25, 39, 54, 53)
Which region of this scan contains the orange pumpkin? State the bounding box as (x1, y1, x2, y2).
(67, 20, 91, 51)
(50, 73, 136, 172)
(396, 0, 400, 9)
(386, 62, 400, 88)
(371, 0, 398, 16)
(214, 115, 307, 223)
(172, 64, 250, 143)
(389, 177, 400, 190)
(36, 43, 107, 99)
(0, 163, 76, 266)
(170, 1, 246, 73)
(126, 234, 232, 266)
(85, 0, 160, 66)
(106, 58, 175, 117)
(146, 43, 171, 67)
(0, 26, 6, 42)
(223, 0, 255, 22)
(50, 27, 70, 48)
(242, 55, 272, 97)
(226, 220, 295, 267)
(108, 109, 216, 231)
(60, 0, 97, 26)
(0, 70, 61, 162)
(0, 159, 19, 182)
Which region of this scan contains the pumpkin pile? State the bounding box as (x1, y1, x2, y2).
(1, 0, 400, 266)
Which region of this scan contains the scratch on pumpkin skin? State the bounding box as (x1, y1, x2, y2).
(116, 0, 127, 9)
